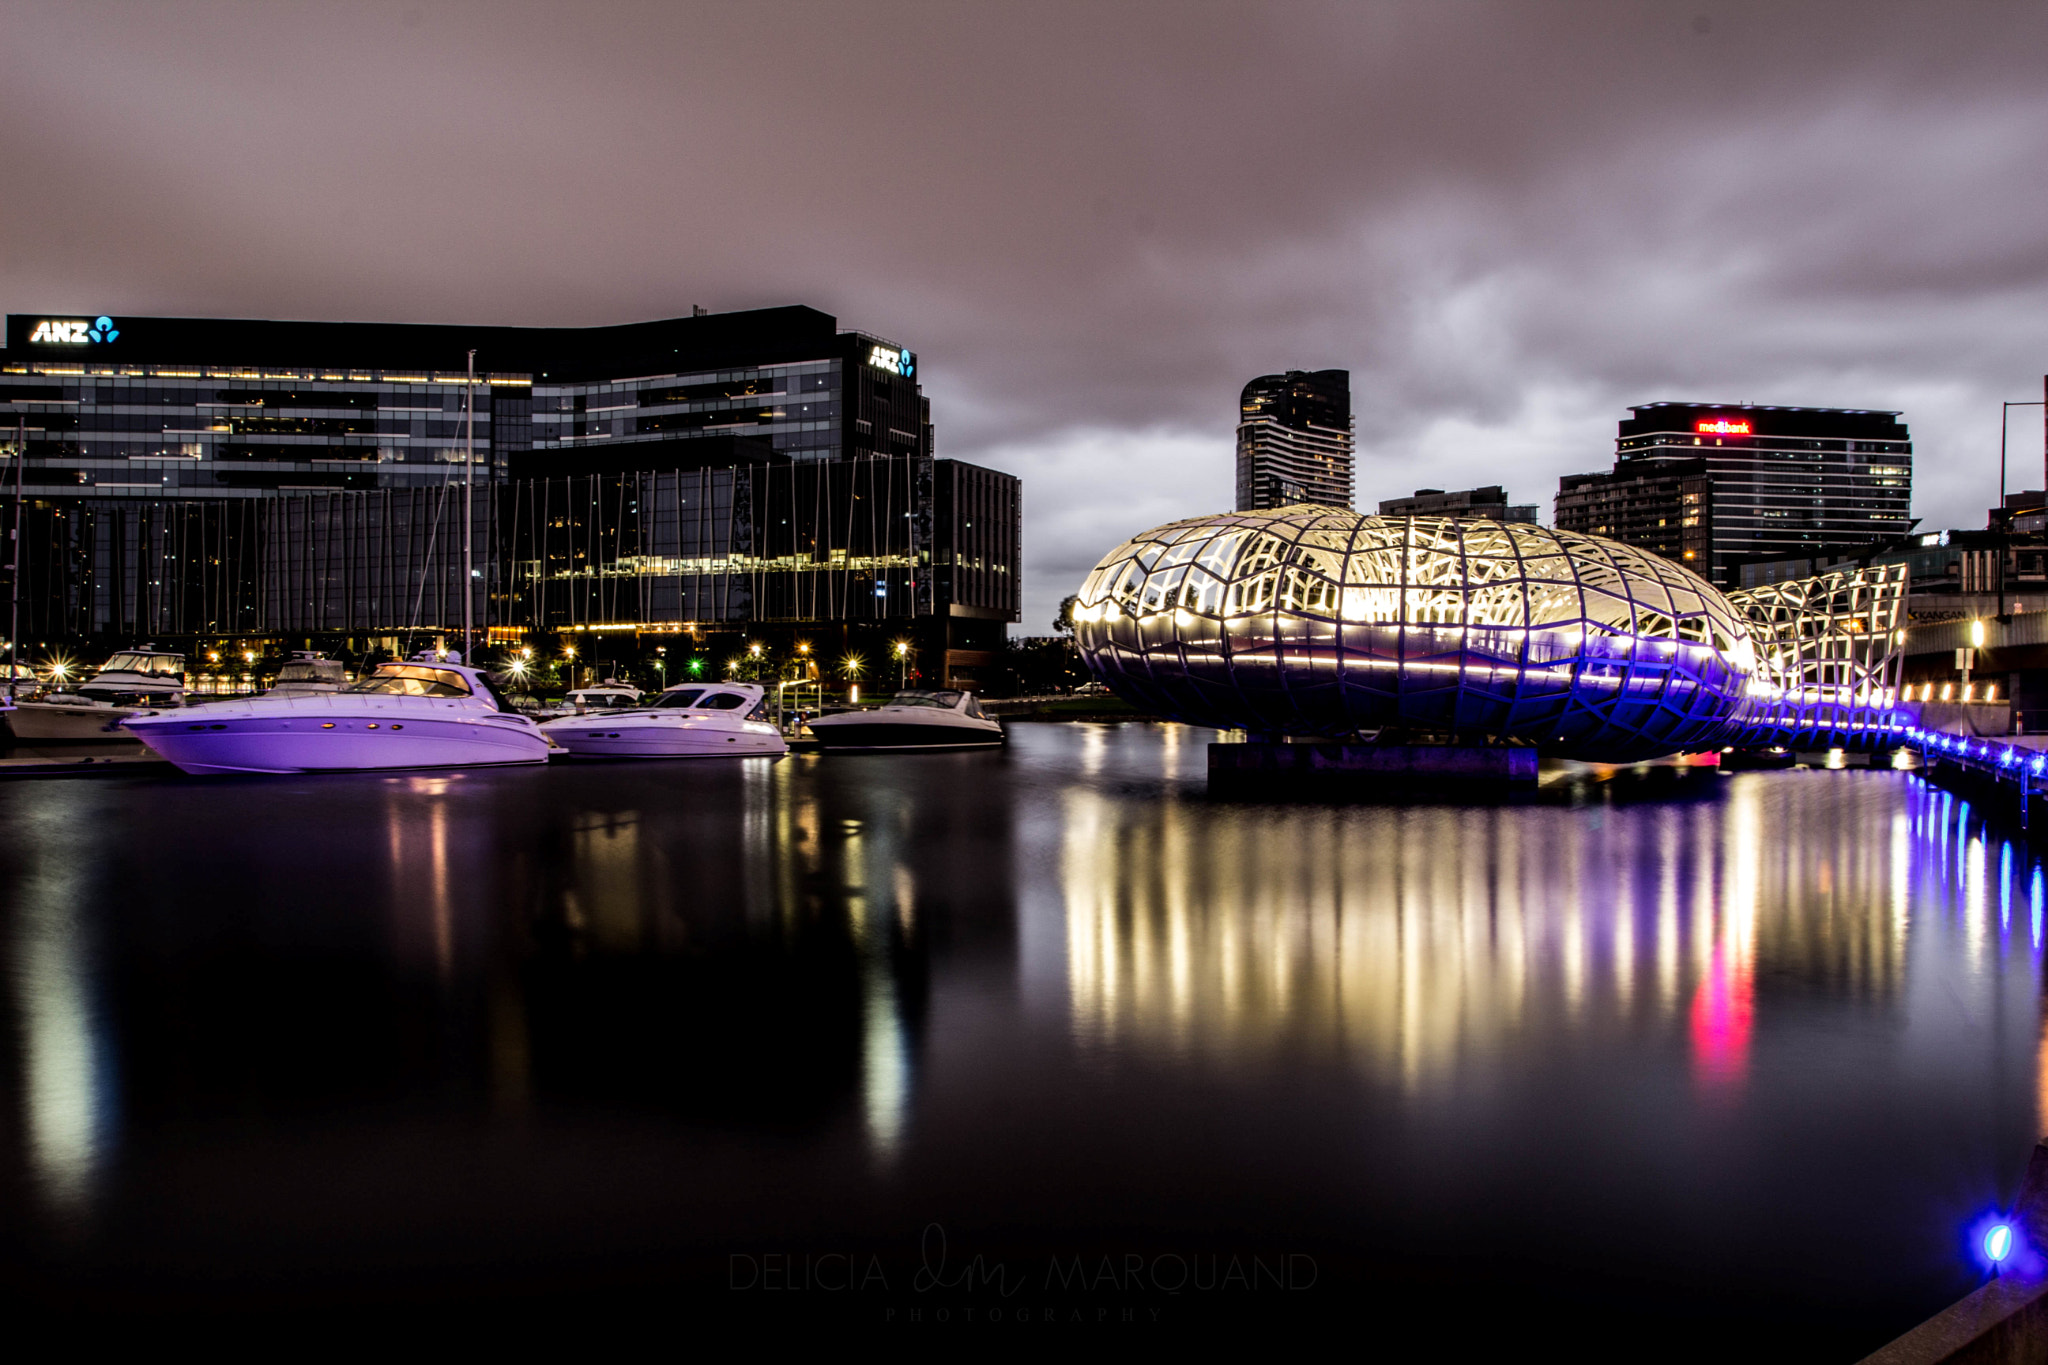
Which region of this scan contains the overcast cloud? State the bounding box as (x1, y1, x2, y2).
(5, 0, 2047, 632)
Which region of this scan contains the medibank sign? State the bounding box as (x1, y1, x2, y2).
(1696, 418, 1751, 435)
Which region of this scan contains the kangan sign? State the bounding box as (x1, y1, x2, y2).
(27, 316, 118, 345)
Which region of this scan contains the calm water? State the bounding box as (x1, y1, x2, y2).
(0, 724, 2039, 1352)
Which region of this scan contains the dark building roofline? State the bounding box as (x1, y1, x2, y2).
(4, 306, 849, 381)
(1629, 401, 1903, 417)
(1618, 401, 1908, 441)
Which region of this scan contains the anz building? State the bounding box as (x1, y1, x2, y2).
(1, 306, 925, 493)
(0, 308, 1019, 686)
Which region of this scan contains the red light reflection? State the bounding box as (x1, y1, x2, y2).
(1689, 944, 1754, 1090)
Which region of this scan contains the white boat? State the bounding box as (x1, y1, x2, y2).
(0, 663, 33, 741)
(120, 656, 550, 775)
(9, 647, 187, 742)
(553, 681, 643, 716)
(264, 652, 349, 698)
(538, 682, 787, 758)
(805, 689, 1004, 751)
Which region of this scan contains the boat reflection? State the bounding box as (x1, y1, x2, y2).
(14, 798, 119, 1227)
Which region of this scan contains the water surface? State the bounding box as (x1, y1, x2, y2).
(0, 724, 2036, 1352)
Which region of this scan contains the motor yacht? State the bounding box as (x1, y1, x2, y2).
(9, 647, 186, 742)
(264, 652, 349, 698)
(539, 682, 787, 758)
(557, 681, 643, 715)
(0, 663, 34, 741)
(0, 661, 40, 695)
(120, 655, 549, 775)
(805, 689, 1004, 751)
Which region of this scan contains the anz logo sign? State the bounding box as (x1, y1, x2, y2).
(27, 316, 119, 345)
(866, 344, 915, 378)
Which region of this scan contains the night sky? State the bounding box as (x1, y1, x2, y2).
(6, 1, 2047, 632)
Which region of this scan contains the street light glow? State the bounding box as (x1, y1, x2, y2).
(1988, 1224, 2014, 1263)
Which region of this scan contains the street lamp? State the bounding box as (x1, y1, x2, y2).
(894, 640, 909, 689)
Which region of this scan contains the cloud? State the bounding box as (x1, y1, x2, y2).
(3, 0, 2047, 630)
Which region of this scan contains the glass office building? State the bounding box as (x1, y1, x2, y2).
(0, 308, 1016, 679)
(0, 306, 928, 497)
(1556, 403, 1914, 589)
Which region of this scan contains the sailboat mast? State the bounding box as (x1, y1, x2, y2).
(9, 416, 20, 699)
(464, 348, 475, 663)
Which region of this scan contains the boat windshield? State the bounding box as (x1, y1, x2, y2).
(651, 689, 707, 709)
(344, 665, 473, 698)
(276, 660, 345, 683)
(101, 652, 183, 677)
(695, 692, 751, 711)
(889, 690, 963, 709)
(573, 692, 637, 708)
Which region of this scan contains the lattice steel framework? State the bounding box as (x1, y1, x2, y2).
(1073, 508, 1760, 761)
(1723, 563, 1906, 750)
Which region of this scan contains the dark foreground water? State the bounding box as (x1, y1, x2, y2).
(0, 723, 2040, 1353)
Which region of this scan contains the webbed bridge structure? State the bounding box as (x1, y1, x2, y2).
(1072, 508, 1906, 763)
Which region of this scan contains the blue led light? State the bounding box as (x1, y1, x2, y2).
(1989, 1224, 2014, 1263)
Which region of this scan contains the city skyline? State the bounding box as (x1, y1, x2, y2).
(4, 2, 2047, 637)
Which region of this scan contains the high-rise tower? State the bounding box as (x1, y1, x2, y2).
(1555, 402, 1913, 588)
(1234, 369, 1353, 511)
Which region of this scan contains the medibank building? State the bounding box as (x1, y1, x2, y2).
(1555, 402, 1913, 588)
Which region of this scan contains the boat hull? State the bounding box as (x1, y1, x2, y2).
(122, 712, 550, 775)
(541, 717, 787, 758)
(8, 701, 146, 742)
(807, 720, 1004, 751)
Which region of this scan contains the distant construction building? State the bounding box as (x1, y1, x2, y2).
(1234, 369, 1353, 511)
(1378, 486, 1537, 522)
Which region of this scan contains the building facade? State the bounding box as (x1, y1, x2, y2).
(0, 307, 926, 498)
(1234, 369, 1353, 511)
(1377, 486, 1537, 522)
(1555, 403, 1913, 588)
(0, 308, 1017, 682)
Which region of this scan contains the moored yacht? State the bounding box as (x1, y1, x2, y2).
(9, 647, 187, 742)
(264, 652, 349, 697)
(553, 681, 643, 716)
(806, 689, 1004, 751)
(539, 682, 786, 758)
(121, 655, 549, 775)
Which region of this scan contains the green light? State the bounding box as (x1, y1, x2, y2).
(688, 658, 703, 675)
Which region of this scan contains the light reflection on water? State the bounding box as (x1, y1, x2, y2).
(1055, 771, 1941, 1098)
(13, 803, 117, 1224)
(1, 725, 2044, 1350)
